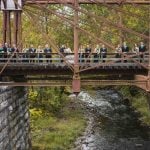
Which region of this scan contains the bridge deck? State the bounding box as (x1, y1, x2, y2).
(0, 53, 148, 75)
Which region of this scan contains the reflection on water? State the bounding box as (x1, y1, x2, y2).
(76, 90, 150, 150)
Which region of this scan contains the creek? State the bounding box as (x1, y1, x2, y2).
(74, 90, 150, 150)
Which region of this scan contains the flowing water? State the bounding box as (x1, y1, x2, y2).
(75, 90, 150, 150)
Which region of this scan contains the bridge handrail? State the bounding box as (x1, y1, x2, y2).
(0, 52, 149, 55)
(0, 52, 149, 65)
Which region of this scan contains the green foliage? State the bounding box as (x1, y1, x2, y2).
(29, 87, 68, 115)
(30, 108, 43, 120)
(29, 87, 87, 149)
(119, 86, 150, 126)
(0, 4, 148, 50)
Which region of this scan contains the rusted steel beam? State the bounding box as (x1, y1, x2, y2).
(23, 9, 75, 72)
(2, 11, 7, 44)
(91, 0, 149, 20)
(74, 0, 79, 66)
(55, 0, 149, 40)
(72, 0, 81, 94)
(17, 11, 22, 51)
(81, 79, 147, 86)
(28, 0, 149, 50)
(26, 0, 149, 56)
(0, 82, 71, 86)
(134, 75, 150, 91)
(26, 3, 148, 52)
(27, 2, 116, 50)
(118, 6, 123, 44)
(6, 11, 11, 46)
(24, 0, 150, 4)
(13, 11, 18, 45)
(0, 79, 149, 92)
(0, 79, 147, 87)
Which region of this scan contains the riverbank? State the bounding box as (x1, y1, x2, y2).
(29, 87, 150, 149)
(118, 86, 150, 126)
(29, 88, 87, 150)
(89, 86, 150, 126)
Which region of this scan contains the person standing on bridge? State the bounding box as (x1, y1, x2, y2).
(10, 44, 19, 62)
(59, 45, 66, 62)
(79, 45, 85, 63)
(28, 44, 36, 63)
(94, 44, 100, 63)
(44, 44, 52, 63)
(37, 45, 43, 63)
(22, 46, 29, 63)
(0, 43, 4, 62)
(3, 43, 9, 53)
(10, 44, 19, 53)
(3, 43, 10, 62)
(115, 44, 122, 62)
(139, 42, 147, 63)
(28, 44, 36, 53)
(132, 43, 139, 54)
(85, 44, 92, 63)
(122, 42, 129, 53)
(64, 46, 72, 54)
(100, 44, 107, 63)
(131, 43, 139, 63)
(121, 42, 129, 63)
(0, 43, 3, 52)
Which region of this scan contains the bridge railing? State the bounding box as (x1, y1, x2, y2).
(0, 52, 149, 65)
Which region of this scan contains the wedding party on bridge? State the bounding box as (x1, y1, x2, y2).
(0, 0, 149, 150)
(0, 41, 148, 63)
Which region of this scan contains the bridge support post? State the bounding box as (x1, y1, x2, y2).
(2, 10, 12, 46)
(1, 0, 22, 49)
(2, 10, 22, 49)
(13, 10, 22, 50)
(72, 0, 80, 94)
(14, 11, 19, 47)
(6, 11, 11, 46)
(72, 66, 80, 94)
(2, 11, 7, 44)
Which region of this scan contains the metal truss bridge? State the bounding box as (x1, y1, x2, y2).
(0, 0, 149, 93)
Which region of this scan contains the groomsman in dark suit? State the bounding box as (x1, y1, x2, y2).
(28, 44, 36, 63)
(139, 42, 147, 62)
(10, 44, 19, 62)
(122, 42, 129, 53)
(100, 44, 107, 62)
(10, 44, 19, 53)
(59, 45, 66, 62)
(121, 42, 129, 62)
(44, 44, 52, 63)
(3, 43, 10, 62)
(3, 43, 9, 53)
(85, 45, 92, 63)
(28, 44, 36, 53)
(139, 42, 146, 52)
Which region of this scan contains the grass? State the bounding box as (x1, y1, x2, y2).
(132, 96, 150, 125)
(31, 100, 87, 150)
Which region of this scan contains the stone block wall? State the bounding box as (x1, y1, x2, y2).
(0, 86, 31, 150)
